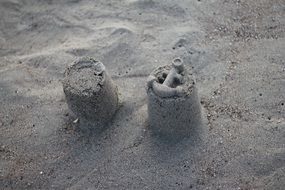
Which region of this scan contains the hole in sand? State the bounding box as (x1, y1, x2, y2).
(173, 58, 182, 64)
(172, 77, 181, 88)
(158, 77, 165, 84)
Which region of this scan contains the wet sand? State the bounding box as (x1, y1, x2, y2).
(0, 0, 284, 189)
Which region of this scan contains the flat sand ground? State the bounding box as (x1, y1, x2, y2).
(0, 0, 284, 189)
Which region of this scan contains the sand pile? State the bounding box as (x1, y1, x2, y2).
(0, 0, 284, 189)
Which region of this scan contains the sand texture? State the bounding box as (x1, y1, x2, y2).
(63, 58, 119, 126)
(0, 0, 284, 189)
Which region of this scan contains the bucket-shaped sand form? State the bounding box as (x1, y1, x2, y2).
(63, 58, 118, 126)
(146, 58, 202, 137)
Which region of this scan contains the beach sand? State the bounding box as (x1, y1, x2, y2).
(0, 0, 284, 189)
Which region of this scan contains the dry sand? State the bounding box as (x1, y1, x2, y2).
(0, 0, 284, 189)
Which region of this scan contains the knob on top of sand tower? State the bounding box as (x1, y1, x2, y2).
(147, 57, 194, 98)
(172, 57, 184, 73)
(62, 57, 118, 127)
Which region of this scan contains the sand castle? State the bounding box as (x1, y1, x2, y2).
(146, 58, 202, 137)
(62, 58, 119, 126)
(62, 57, 201, 137)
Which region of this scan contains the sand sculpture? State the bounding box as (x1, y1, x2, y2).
(146, 58, 201, 137)
(62, 58, 118, 126)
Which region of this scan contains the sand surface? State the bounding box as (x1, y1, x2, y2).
(0, 0, 284, 189)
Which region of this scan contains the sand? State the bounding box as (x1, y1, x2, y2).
(147, 62, 202, 138)
(63, 58, 119, 126)
(0, 0, 284, 189)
